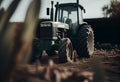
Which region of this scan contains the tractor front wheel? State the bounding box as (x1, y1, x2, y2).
(58, 38, 76, 63)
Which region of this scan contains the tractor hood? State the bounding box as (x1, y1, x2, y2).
(40, 21, 69, 29)
(52, 22, 69, 29)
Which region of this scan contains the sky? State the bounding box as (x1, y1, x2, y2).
(0, 0, 113, 22)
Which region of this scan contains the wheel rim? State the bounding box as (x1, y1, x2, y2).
(66, 43, 73, 60)
(59, 38, 74, 63)
(87, 30, 94, 55)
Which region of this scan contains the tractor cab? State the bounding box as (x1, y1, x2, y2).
(55, 3, 85, 25)
(54, 2, 85, 35)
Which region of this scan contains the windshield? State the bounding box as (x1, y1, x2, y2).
(58, 6, 78, 24)
(55, 4, 84, 35)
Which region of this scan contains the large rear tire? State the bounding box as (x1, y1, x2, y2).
(76, 25, 94, 58)
(58, 38, 75, 63)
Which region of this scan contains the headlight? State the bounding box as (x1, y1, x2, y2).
(40, 23, 51, 27)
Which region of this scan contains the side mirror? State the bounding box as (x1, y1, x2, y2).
(83, 9, 86, 13)
(46, 8, 50, 15)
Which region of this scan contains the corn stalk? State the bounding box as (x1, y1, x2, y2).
(0, 0, 41, 82)
(0, 0, 20, 81)
(15, 0, 41, 65)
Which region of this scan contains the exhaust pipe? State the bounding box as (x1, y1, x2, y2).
(55, 2, 59, 21)
(77, 0, 79, 4)
(50, 1, 54, 21)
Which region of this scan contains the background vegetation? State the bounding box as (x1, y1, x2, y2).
(102, 0, 120, 18)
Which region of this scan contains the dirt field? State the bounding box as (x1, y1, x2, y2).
(13, 45, 120, 82)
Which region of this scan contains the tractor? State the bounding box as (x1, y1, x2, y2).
(31, 0, 94, 63)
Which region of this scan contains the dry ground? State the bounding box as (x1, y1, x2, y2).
(12, 47, 120, 82)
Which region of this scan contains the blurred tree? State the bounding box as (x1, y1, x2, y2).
(102, 0, 120, 18)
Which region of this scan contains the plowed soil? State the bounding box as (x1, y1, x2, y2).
(13, 47, 120, 82)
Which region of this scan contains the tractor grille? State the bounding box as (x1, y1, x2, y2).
(39, 27, 53, 39)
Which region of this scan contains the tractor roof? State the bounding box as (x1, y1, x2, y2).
(56, 3, 84, 11)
